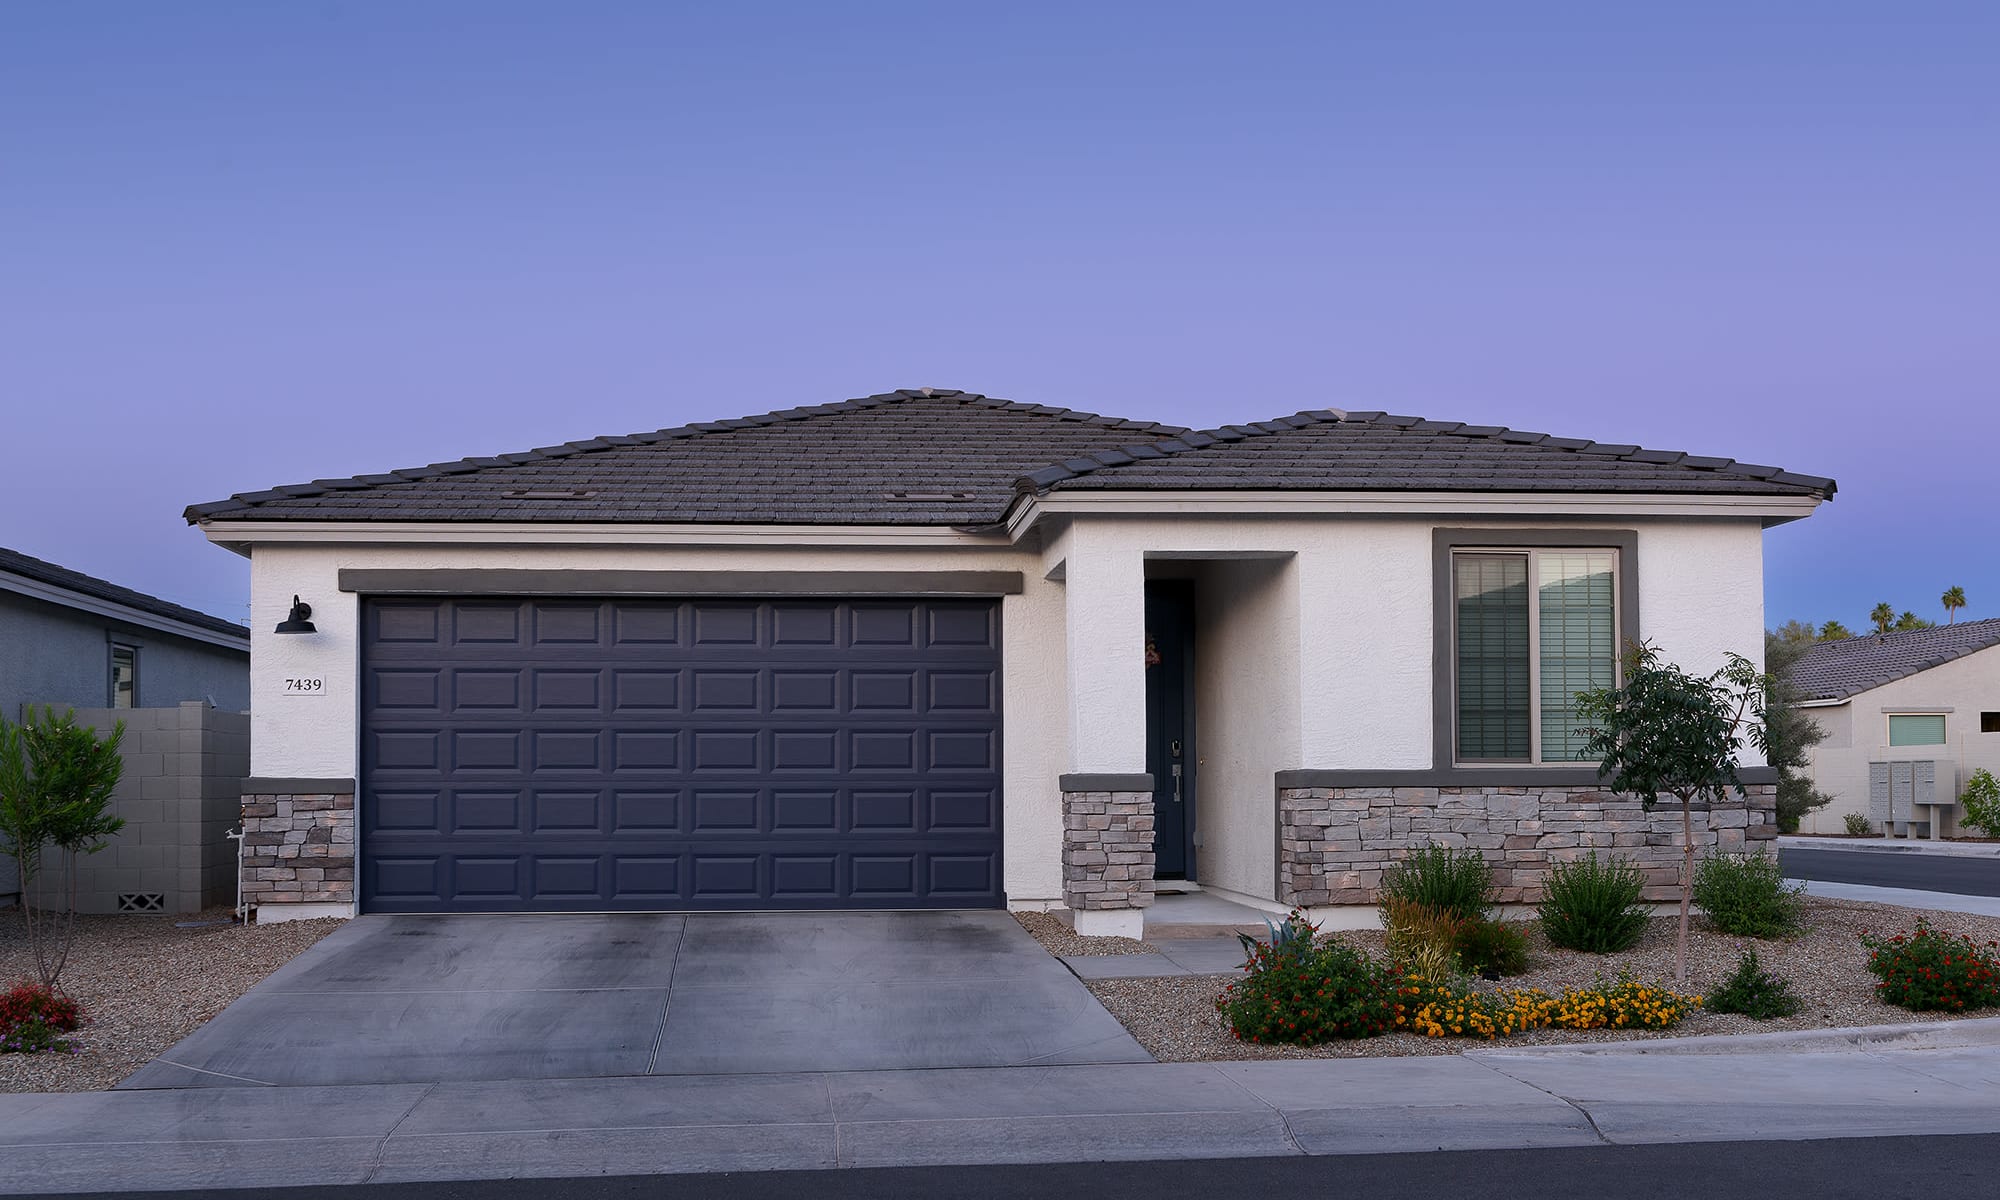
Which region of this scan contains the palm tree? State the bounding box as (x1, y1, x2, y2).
(1943, 586, 1968, 624)
(1870, 602, 1895, 634)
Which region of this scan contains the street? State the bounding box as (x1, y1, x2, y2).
(37, 1135, 2000, 1200)
(1781, 846, 2000, 898)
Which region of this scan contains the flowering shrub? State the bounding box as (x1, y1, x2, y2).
(0, 981, 81, 1055)
(1397, 973, 1699, 1039)
(1862, 920, 2000, 1012)
(1539, 975, 1701, 1031)
(1217, 912, 1401, 1044)
(1397, 977, 1545, 1039)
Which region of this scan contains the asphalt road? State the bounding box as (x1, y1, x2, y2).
(1781, 846, 2000, 897)
(35, 1136, 2000, 1200)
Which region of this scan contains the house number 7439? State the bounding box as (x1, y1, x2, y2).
(282, 677, 326, 695)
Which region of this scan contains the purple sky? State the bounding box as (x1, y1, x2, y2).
(3, 3, 1994, 634)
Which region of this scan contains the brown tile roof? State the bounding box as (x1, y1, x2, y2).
(186, 390, 1834, 527)
(1793, 618, 2000, 702)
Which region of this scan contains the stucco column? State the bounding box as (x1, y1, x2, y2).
(1054, 528, 1151, 936)
(1060, 533, 1147, 774)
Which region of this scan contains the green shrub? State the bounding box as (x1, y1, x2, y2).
(1863, 920, 2000, 1012)
(1693, 852, 1805, 938)
(1959, 770, 2000, 838)
(1217, 912, 1400, 1044)
(1380, 843, 1492, 923)
(1705, 949, 1802, 1018)
(1843, 812, 1874, 837)
(1456, 919, 1531, 978)
(1538, 852, 1650, 953)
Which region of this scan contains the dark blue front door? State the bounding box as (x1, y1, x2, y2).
(1144, 582, 1195, 880)
(359, 597, 1004, 913)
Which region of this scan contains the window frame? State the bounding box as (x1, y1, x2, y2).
(1432, 529, 1641, 776)
(1451, 546, 1623, 765)
(1886, 712, 1948, 747)
(109, 642, 139, 709)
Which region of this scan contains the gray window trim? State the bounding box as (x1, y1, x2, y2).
(1432, 528, 1641, 779)
(337, 568, 1025, 598)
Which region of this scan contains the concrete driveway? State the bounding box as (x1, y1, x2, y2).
(119, 911, 1149, 1089)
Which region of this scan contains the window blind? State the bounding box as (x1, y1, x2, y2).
(1456, 554, 1530, 760)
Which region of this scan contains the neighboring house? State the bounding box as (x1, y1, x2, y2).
(0, 547, 251, 911)
(185, 389, 1831, 933)
(1, 546, 250, 718)
(1793, 619, 2000, 835)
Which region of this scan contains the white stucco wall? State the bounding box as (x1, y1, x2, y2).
(1049, 515, 1772, 773)
(246, 540, 1073, 905)
(234, 509, 1776, 912)
(1799, 643, 2000, 834)
(1193, 557, 1300, 901)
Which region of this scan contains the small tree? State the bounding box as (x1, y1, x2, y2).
(1819, 619, 1854, 641)
(1960, 769, 2000, 839)
(1943, 586, 1968, 625)
(0, 708, 126, 993)
(1763, 631, 1832, 833)
(1576, 642, 1765, 985)
(1870, 603, 1895, 634)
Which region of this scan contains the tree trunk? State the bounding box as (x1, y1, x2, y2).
(1678, 794, 1694, 986)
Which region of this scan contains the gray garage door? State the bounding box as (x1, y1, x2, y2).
(359, 597, 1004, 913)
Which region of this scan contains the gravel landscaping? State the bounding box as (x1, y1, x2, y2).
(0, 908, 341, 1092)
(1013, 910, 1156, 957)
(1081, 896, 2000, 1061)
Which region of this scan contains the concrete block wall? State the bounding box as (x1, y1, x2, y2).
(21, 701, 250, 915)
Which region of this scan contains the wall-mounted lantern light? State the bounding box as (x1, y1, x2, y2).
(274, 595, 317, 635)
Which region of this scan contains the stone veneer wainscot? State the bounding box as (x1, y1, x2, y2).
(240, 788, 355, 907)
(1279, 782, 1779, 907)
(1062, 790, 1157, 912)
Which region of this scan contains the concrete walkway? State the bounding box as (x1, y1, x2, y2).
(9, 1020, 2000, 1193)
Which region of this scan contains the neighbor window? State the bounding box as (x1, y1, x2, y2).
(1983, 712, 2000, 734)
(110, 645, 138, 709)
(1887, 713, 1947, 746)
(1453, 549, 1619, 763)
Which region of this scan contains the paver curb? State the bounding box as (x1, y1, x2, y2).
(1780, 836, 2000, 859)
(1471, 1015, 2000, 1057)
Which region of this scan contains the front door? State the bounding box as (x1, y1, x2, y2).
(1144, 582, 1195, 880)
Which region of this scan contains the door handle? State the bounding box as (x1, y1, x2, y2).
(1171, 763, 1183, 804)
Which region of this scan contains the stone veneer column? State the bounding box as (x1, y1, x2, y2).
(1061, 786, 1156, 938)
(1278, 781, 1779, 907)
(240, 780, 356, 916)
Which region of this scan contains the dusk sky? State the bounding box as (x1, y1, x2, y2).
(3, 3, 1993, 634)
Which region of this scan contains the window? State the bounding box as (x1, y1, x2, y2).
(1887, 713, 1947, 746)
(1983, 712, 2000, 734)
(1453, 549, 1618, 763)
(109, 644, 138, 709)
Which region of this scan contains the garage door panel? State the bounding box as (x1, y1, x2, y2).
(362, 598, 1003, 912)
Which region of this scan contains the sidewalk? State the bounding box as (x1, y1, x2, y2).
(8, 1019, 2000, 1194)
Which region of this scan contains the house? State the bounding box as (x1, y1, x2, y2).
(1, 546, 252, 912)
(1792, 619, 2000, 835)
(1, 545, 250, 718)
(184, 389, 1830, 933)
